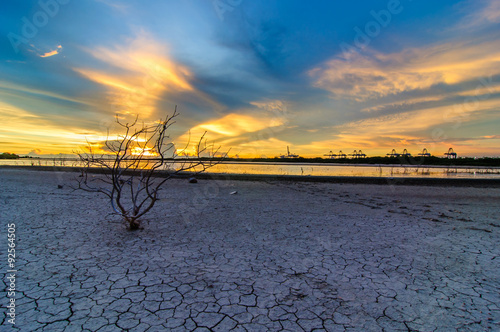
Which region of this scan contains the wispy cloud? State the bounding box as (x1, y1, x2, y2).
(480, 0, 500, 23)
(309, 40, 500, 101)
(95, 0, 130, 13)
(236, 137, 290, 158)
(0, 80, 92, 106)
(306, 97, 500, 156)
(0, 100, 104, 154)
(175, 112, 285, 156)
(360, 96, 446, 113)
(2, 1, 499, 157)
(40, 45, 62, 58)
(73, 32, 211, 119)
(458, 0, 500, 29)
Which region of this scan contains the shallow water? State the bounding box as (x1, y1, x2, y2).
(203, 162, 500, 179)
(2, 159, 500, 179)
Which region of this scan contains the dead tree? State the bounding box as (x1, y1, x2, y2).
(75, 107, 224, 230)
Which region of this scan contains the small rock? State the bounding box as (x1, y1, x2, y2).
(230, 191, 238, 195)
(189, 177, 198, 183)
(57, 185, 63, 189)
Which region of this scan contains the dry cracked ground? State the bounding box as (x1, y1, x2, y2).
(1, 169, 499, 331)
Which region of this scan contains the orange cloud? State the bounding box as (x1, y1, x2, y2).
(303, 96, 500, 157)
(74, 33, 199, 118)
(309, 40, 500, 101)
(175, 112, 286, 157)
(0, 100, 108, 154)
(40, 45, 62, 58)
(236, 137, 291, 158)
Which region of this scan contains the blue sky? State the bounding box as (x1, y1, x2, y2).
(1, 0, 499, 157)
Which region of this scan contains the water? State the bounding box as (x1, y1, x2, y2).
(204, 162, 500, 179)
(2, 159, 500, 179)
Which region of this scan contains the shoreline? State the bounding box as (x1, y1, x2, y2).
(2, 165, 500, 187)
(3, 158, 500, 169)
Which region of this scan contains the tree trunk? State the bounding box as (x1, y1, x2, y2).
(128, 217, 141, 230)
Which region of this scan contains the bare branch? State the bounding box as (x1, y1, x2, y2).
(75, 107, 227, 230)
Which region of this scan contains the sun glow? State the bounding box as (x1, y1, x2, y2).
(74, 33, 195, 118)
(130, 146, 158, 157)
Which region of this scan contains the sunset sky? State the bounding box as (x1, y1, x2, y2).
(1, 0, 499, 158)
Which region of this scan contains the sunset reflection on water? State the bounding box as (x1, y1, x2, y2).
(2, 160, 499, 179)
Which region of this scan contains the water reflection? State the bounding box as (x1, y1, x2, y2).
(204, 162, 500, 179)
(1, 159, 499, 179)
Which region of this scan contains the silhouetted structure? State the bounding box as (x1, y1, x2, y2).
(349, 150, 367, 158)
(444, 147, 457, 159)
(401, 149, 411, 157)
(324, 150, 336, 159)
(324, 150, 350, 159)
(279, 146, 299, 158)
(387, 149, 400, 157)
(418, 148, 431, 157)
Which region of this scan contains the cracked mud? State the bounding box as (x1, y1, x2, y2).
(1, 169, 499, 331)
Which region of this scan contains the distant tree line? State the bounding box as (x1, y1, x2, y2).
(0, 152, 19, 159)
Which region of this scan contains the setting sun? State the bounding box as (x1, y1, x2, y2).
(130, 146, 158, 157)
